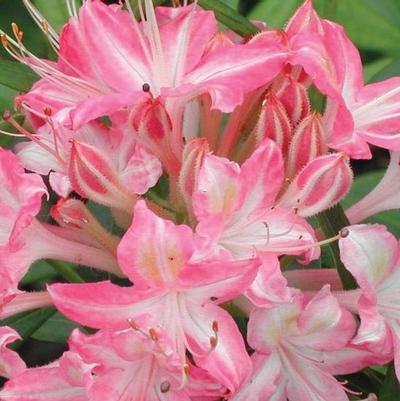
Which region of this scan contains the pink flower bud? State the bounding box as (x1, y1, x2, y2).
(286, 112, 327, 179)
(253, 93, 292, 155)
(273, 76, 310, 125)
(129, 98, 181, 176)
(279, 153, 353, 217)
(178, 138, 210, 217)
(68, 140, 135, 212)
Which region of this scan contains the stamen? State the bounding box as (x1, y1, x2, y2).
(265, 231, 344, 254)
(2, 111, 65, 165)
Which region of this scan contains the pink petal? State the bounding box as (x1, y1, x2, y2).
(339, 224, 399, 296)
(117, 200, 195, 289)
(183, 303, 251, 393)
(48, 281, 165, 330)
(0, 327, 26, 379)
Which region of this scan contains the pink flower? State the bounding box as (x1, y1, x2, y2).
(233, 287, 356, 401)
(192, 138, 318, 261)
(338, 224, 400, 380)
(18, 0, 287, 128)
(0, 148, 121, 305)
(48, 200, 258, 393)
(0, 351, 93, 401)
(68, 327, 224, 401)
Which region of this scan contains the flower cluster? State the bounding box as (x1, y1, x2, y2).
(0, 0, 399, 400)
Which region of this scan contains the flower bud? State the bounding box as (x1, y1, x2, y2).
(129, 98, 181, 176)
(285, 112, 326, 179)
(68, 140, 135, 212)
(273, 76, 310, 125)
(252, 93, 292, 155)
(278, 153, 353, 217)
(178, 138, 210, 217)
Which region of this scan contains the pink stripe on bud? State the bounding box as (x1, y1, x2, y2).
(279, 153, 353, 217)
(286, 112, 326, 179)
(68, 140, 135, 212)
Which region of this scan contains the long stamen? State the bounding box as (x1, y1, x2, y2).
(265, 229, 348, 254)
(2, 111, 65, 166)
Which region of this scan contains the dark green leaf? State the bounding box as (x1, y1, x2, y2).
(379, 362, 400, 401)
(1, 308, 56, 348)
(32, 312, 83, 343)
(316, 204, 357, 290)
(198, 0, 259, 37)
(0, 60, 38, 91)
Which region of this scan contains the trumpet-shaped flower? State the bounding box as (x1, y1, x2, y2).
(48, 200, 258, 392)
(192, 138, 318, 261)
(0, 351, 93, 401)
(0, 148, 121, 305)
(18, 0, 287, 128)
(232, 287, 356, 401)
(68, 327, 224, 401)
(338, 224, 400, 380)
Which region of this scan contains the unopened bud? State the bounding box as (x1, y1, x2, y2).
(272, 76, 310, 124)
(252, 93, 292, 155)
(279, 153, 353, 217)
(286, 112, 326, 179)
(129, 98, 180, 176)
(178, 138, 209, 217)
(68, 140, 135, 212)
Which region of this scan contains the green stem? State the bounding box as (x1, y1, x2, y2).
(46, 260, 85, 283)
(316, 204, 357, 290)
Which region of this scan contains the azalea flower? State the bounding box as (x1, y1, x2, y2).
(48, 200, 258, 393)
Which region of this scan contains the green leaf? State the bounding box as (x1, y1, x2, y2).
(0, 60, 38, 91)
(32, 312, 83, 343)
(198, 0, 259, 37)
(379, 362, 400, 401)
(1, 308, 56, 348)
(247, 0, 299, 29)
(342, 170, 400, 237)
(370, 56, 400, 82)
(316, 204, 357, 290)
(248, 0, 400, 54)
(21, 260, 59, 286)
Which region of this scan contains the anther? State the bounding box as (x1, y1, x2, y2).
(2, 110, 11, 121)
(1, 34, 8, 47)
(149, 327, 158, 341)
(160, 381, 171, 393)
(43, 107, 52, 116)
(41, 20, 49, 32)
(209, 336, 218, 349)
(183, 364, 190, 376)
(11, 23, 23, 41)
(142, 83, 151, 92)
(212, 320, 218, 333)
(210, 296, 218, 301)
(339, 228, 350, 238)
(128, 319, 140, 331)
